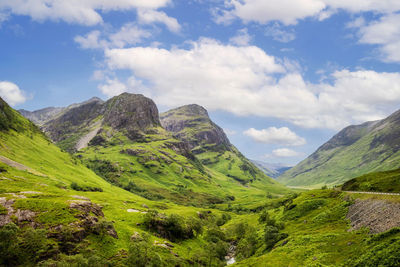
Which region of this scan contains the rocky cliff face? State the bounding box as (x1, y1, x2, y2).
(39, 93, 162, 152)
(103, 93, 161, 136)
(160, 104, 231, 151)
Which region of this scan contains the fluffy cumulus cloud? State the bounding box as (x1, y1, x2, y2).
(103, 38, 400, 130)
(218, 0, 326, 25)
(229, 28, 252, 46)
(98, 78, 128, 97)
(137, 9, 181, 33)
(75, 24, 152, 50)
(0, 0, 171, 25)
(355, 13, 400, 63)
(269, 148, 303, 158)
(0, 81, 27, 106)
(244, 127, 306, 146)
(218, 0, 400, 25)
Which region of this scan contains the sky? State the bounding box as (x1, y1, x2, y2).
(1, 0, 400, 166)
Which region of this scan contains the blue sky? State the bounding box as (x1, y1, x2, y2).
(1, 0, 400, 165)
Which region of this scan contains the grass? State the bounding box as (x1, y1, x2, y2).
(342, 168, 400, 193)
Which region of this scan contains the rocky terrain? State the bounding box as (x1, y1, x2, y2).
(347, 198, 400, 234)
(160, 104, 231, 151)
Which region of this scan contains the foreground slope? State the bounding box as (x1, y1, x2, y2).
(0, 96, 259, 266)
(37, 94, 287, 207)
(279, 109, 400, 187)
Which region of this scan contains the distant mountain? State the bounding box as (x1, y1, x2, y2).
(18, 97, 104, 125)
(279, 109, 400, 187)
(250, 160, 292, 178)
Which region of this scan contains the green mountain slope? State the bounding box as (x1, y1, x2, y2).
(38, 94, 288, 208)
(3, 96, 400, 266)
(342, 168, 400, 193)
(0, 96, 268, 266)
(279, 109, 400, 187)
(160, 104, 288, 195)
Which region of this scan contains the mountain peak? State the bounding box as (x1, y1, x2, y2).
(160, 104, 230, 151)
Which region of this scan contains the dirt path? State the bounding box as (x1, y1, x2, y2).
(75, 120, 102, 151)
(342, 191, 400, 196)
(0, 155, 46, 177)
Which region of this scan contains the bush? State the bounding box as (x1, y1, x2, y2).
(126, 234, 162, 267)
(143, 211, 201, 241)
(70, 182, 103, 192)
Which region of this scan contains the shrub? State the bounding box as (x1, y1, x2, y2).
(143, 211, 201, 241)
(70, 182, 103, 192)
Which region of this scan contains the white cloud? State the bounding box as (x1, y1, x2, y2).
(0, 0, 171, 25)
(224, 129, 237, 136)
(222, 0, 326, 26)
(356, 13, 400, 63)
(229, 28, 252, 46)
(103, 38, 400, 130)
(75, 24, 151, 49)
(269, 148, 303, 158)
(0, 81, 27, 106)
(137, 9, 181, 33)
(98, 78, 127, 97)
(217, 0, 400, 26)
(265, 24, 295, 43)
(244, 127, 306, 146)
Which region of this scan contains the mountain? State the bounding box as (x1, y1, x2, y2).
(3, 95, 400, 266)
(18, 97, 104, 126)
(32, 94, 287, 207)
(160, 104, 285, 192)
(251, 160, 292, 178)
(279, 109, 400, 187)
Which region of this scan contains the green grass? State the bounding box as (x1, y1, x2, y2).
(235, 189, 400, 266)
(342, 168, 400, 193)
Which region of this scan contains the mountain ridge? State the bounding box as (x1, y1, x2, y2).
(279, 108, 400, 187)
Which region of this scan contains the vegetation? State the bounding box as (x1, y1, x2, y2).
(342, 168, 400, 193)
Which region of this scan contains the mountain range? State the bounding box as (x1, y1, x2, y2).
(21, 93, 287, 207)
(2, 94, 400, 266)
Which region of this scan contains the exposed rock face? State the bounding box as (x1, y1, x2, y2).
(38, 93, 162, 151)
(104, 93, 160, 130)
(19, 107, 65, 125)
(160, 104, 231, 151)
(347, 199, 400, 234)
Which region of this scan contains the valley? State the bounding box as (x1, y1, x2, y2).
(1, 94, 400, 266)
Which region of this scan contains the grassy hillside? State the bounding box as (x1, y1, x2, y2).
(342, 168, 400, 193)
(233, 189, 400, 266)
(0, 98, 245, 266)
(279, 111, 400, 187)
(2, 107, 400, 266)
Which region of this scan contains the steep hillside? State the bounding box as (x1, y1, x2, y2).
(38, 95, 288, 207)
(279, 109, 400, 187)
(234, 189, 400, 266)
(160, 104, 287, 193)
(251, 160, 292, 178)
(1, 96, 220, 266)
(342, 168, 400, 193)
